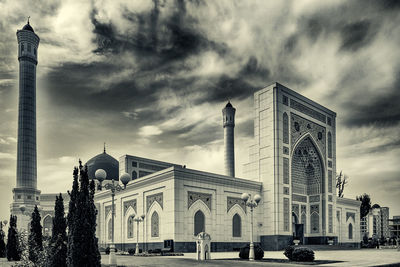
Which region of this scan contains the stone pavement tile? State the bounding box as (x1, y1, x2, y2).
(102, 249, 400, 267)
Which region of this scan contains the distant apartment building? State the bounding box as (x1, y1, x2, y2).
(389, 216, 400, 239)
(360, 205, 390, 239)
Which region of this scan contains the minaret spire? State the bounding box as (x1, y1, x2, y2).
(104, 142, 106, 153)
(27, 16, 30, 24)
(12, 20, 41, 231)
(222, 101, 236, 177)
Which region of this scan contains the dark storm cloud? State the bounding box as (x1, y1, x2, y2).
(42, 0, 274, 132)
(341, 71, 400, 127)
(91, 0, 227, 64)
(340, 20, 376, 52)
(286, 2, 382, 54)
(44, 61, 160, 113)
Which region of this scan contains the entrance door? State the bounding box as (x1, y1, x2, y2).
(295, 224, 304, 244)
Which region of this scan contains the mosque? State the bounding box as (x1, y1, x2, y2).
(11, 21, 361, 252)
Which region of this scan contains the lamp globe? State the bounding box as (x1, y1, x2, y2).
(120, 173, 131, 188)
(241, 193, 250, 202)
(95, 169, 107, 182)
(254, 194, 262, 204)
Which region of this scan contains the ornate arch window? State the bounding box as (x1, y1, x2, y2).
(132, 171, 137, 180)
(232, 214, 241, 237)
(283, 112, 289, 144)
(348, 223, 353, 239)
(43, 216, 52, 236)
(301, 213, 306, 233)
(151, 211, 159, 237)
(21, 44, 24, 53)
(311, 212, 319, 233)
(127, 215, 134, 239)
(194, 210, 205, 236)
(328, 132, 332, 158)
(108, 219, 112, 240)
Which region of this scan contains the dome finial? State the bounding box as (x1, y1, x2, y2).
(103, 142, 106, 153)
(27, 16, 30, 25)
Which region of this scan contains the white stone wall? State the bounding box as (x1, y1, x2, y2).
(336, 198, 361, 243)
(95, 166, 262, 247)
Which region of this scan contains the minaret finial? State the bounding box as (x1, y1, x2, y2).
(27, 16, 30, 24)
(103, 142, 106, 153)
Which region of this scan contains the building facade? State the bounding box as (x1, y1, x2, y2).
(389, 216, 400, 239)
(40, 83, 360, 251)
(242, 83, 360, 249)
(360, 206, 390, 239)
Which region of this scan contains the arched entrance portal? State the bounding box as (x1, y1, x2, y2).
(291, 136, 325, 244)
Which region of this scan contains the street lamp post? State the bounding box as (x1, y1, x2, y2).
(133, 214, 145, 255)
(241, 192, 262, 261)
(95, 169, 131, 267)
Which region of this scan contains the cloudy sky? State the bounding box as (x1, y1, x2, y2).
(0, 0, 399, 221)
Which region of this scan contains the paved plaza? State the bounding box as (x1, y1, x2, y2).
(99, 249, 400, 267)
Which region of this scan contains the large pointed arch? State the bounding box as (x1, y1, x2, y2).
(291, 134, 325, 195)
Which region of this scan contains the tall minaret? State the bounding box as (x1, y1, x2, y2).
(222, 102, 236, 177)
(11, 18, 40, 231)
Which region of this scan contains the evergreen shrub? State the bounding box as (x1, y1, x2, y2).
(239, 244, 264, 260)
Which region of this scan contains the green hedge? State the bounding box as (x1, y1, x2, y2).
(283, 246, 314, 262)
(239, 244, 264, 260)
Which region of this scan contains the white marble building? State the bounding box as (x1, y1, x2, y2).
(37, 83, 360, 251)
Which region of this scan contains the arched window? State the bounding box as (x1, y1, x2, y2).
(311, 212, 319, 233)
(301, 213, 306, 233)
(151, 211, 159, 237)
(132, 171, 137, 180)
(28, 43, 31, 52)
(232, 214, 241, 237)
(194, 210, 205, 236)
(328, 132, 332, 158)
(348, 223, 353, 239)
(21, 44, 24, 53)
(283, 113, 289, 144)
(43, 216, 52, 236)
(108, 219, 112, 240)
(127, 215, 134, 239)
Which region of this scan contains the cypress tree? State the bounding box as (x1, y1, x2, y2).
(49, 193, 67, 267)
(89, 179, 101, 265)
(0, 222, 6, 258)
(28, 205, 43, 263)
(6, 215, 21, 261)
(67, 161, 100, 267)
(67, 167, 79, 267)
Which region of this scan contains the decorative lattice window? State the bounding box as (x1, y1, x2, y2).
(284, 198, 289, 231)
(232, 214, 241, 237)
(283, 112, 289, 144)
(127, 215, 134, 239)
(328, 132, 332, 158)
(283, 158, 289, 184)
(348, 223, 353, 239)
(328, 204, 333, 233)
(311, 212, 319, 233)
(151, 211, 159, 237)
(301, 213, 306, 233)
(194, 210, 205, 236)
